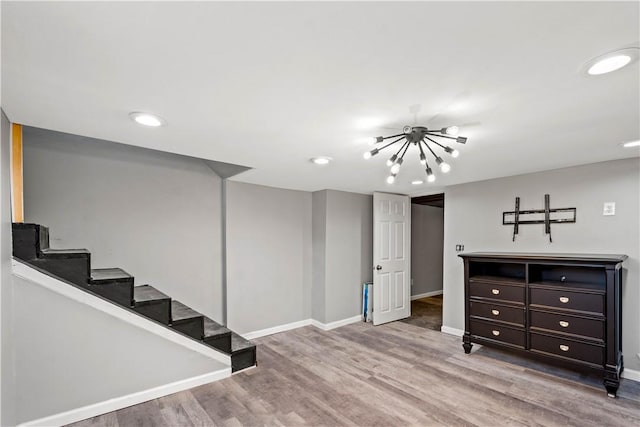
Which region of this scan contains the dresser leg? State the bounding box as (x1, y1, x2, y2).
(604, 381, 619, 398)
(462, 342, 473, 354)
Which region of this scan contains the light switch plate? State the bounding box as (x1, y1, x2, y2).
(603, 202, 615, 216)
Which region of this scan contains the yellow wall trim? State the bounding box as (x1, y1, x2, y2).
(11, 123, 24, 223)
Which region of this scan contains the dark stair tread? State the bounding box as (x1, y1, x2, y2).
(203, 317, 231, 338)
(134, 285, 169, 303)
(91, 268, 133, 282)
(12, 222, 40, 229)
(41, 248, 90, 256)
(231, 332, 255, 353)
(171, 301, 202, 322)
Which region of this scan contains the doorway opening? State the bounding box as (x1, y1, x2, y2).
(400, 193, 444, 331)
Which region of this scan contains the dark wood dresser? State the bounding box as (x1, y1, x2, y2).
(459, 252, 627, 397)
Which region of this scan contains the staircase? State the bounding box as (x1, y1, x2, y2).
(12, 223, 256, 373)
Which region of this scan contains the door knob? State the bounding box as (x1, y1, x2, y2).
(375, 265, 382, 271)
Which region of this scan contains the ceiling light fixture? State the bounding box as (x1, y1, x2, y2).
(622, 140, 640, 148)
(129, 112, 166, 127)
(363, 125, 467, 184)
(311, 156, 332, 165)
(584, 47, 639, 76)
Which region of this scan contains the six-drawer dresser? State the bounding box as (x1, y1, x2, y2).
(459, 252, 627, 397)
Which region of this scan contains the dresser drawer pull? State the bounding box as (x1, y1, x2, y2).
(559, 321, 569, 328)
(492, 330, 500, 336)
(559, 296, 570, 303)
(491, 289, 500, 295)
(491, 309, 500, 316)
(559, 344, 569, 352)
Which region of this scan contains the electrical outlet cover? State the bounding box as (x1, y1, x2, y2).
(603, 202, 615, 216)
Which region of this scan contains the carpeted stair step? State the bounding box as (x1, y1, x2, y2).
(230, 332, 257, 372)
(133, 285, 171, 324)
(203, 317, 232, 353)
(89, 268, 134, 307)
(171, 301, 204, 340)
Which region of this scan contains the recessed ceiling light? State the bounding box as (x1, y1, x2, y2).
(129, 112, 166, 127)
(411, 180, 424, 185)
(622, 140, 640, 148)
(584, 48, 639, 76)
(310, 157, 332, 165)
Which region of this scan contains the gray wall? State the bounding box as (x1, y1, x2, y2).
(22, 127, 225, 322)
(225, 181, 312, 334)
(443, 158, 640, 370)
(12, 274, 226, 425)
(312, 190, 373, 324)
(1, 112, 16, 427)
(324, 190, 373, 323)
(411, 204, 444, 296)
(311, 191, 327, 322)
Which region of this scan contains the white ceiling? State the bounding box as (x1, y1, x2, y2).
(2, 1, 639, 195)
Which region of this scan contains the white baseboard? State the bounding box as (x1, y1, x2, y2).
(311, 315, 362, 331)
(243, 319, 312, 340)
(18, 368, 230, 427)
(622, 367, 640, 383)
(411, 290, 443, 300)
(440, 325, 464, 337)
(12, 259, 230, 365)
(244, 315, 362, 338)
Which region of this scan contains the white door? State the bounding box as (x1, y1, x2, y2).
(373, 192, 411, 325)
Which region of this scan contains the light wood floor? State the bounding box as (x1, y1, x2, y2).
(69, 321, 640, 427)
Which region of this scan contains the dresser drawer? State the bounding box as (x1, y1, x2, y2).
(530, 333, 603, 366)
(470, 320, 525, 348)
(530, 310, 604, 341)
(469, 282, 524, 304)
(470, 301, 525, 326)
(529, 288, 604, 315)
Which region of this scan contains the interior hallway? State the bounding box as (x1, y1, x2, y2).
(400, 294, 443, 331)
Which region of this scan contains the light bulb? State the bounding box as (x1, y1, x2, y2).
(363, 148, 379, 160)
(440, 162, 451, 173)
(311, 157, 331, 165)
(588, 55, 631, 75)
(390, 163, 401, 174)
(386, 154, 397, 166)
(420, 153, 427, 165)
(129, 112, 166, 127)
(445, 126, 459, 136)
(451, 149, 460, 158)
(386, 174, 396, 184)
(623, 140, 640, 148)
(427, 174, 436, 183)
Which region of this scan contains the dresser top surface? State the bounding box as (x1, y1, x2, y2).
(458, 252, 628, 263)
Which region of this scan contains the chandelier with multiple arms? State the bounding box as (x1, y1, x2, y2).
(363, 125, 467, 184)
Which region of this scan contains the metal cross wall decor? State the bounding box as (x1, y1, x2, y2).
(502, 194, 576, 242)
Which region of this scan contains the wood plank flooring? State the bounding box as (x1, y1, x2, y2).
(69, 321, 640, 427)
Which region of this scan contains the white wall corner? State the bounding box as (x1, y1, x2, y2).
(622, 367, 640, 383)
(311, 315, 361, 331)
(243, 319, 312, 340)
(440, 325, 464, 337)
